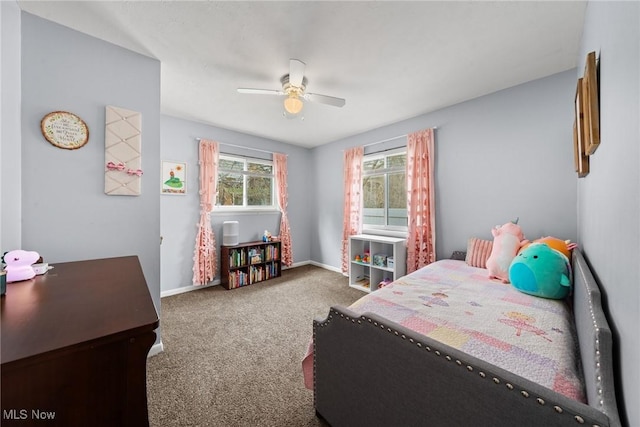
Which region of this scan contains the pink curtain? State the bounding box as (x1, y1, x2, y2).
(192, 139, 219, 285)
(274, 153, 293, 267)
(406, 129, 436, 274)
(341, 146, 364, 273)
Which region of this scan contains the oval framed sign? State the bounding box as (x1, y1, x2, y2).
(41, 111, 89, 150)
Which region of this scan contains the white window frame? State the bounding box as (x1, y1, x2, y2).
(215, 154, 277, 212)
(362, 148, 408, 234)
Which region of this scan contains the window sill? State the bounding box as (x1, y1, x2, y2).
(362, 228, 408, 239)
(212, 208, 281, 215)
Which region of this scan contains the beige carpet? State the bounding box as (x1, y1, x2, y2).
(147, 265, 364, 427)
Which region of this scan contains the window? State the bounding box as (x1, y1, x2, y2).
(362, 149, 407, 230)
(216, 154, 275, 210)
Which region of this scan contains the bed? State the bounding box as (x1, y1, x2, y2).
(305, 249, 620, 427)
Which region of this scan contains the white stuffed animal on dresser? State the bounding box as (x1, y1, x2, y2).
(4, 249, 40, 283)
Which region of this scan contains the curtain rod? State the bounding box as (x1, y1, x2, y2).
(362, 126, 438, 148)
(196, 138, 274, 155)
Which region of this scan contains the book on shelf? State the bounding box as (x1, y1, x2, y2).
(229, 249, 246, 268)
(229, 270, 248, 288)
(248, 247, 264, 265)
(353, 275, 370, 288)
(264, 262, 279, 279)
(265, 244, 279, 261)
(250, 265, 266, 283)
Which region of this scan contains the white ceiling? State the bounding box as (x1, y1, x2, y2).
(18, 1, 586, 148)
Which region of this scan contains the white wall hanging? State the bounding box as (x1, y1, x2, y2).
(104, 106, 142, 196)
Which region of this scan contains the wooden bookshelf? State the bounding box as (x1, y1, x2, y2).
(220, 240, 281, 289)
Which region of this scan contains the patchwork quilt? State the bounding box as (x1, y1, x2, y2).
(352, 260, 585, 401)
(304, 260, 586, 402)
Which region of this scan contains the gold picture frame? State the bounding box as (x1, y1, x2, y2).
(574, 78, 589, 177)
(583, 51, 600, 155)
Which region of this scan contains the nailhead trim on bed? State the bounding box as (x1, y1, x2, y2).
(575, 255, 607, 412)
(315, 308, 601, 426)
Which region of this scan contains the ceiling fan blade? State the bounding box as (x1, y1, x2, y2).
(289, 59, 306, 87)
(305, 93, 346, 108)
(237, 88, 284, 96)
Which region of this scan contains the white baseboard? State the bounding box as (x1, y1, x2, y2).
(148, 341, 164, 357)
(283, 260, 310, 269)
(161, 280, 220, 298)
(286, 260, 346, 275)
(309, 260, 346, 275)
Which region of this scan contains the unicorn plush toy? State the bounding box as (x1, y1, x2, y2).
(4, 249, 40, 283)
(485, 218, 528, 283)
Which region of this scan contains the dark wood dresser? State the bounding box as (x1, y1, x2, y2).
(1, 256, 159, 427)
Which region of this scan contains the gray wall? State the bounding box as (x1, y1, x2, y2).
(311, 70, 578, 269)
(0, 1, 22, 253)
(578, 2, 639, 426)
(19, 12, 162, 341)
(160, 115, 312, 294)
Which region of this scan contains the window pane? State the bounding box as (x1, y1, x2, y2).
(388, 172, 406, 209)
(363, 176, 384, 208)
(387, 172, 407, 226)
(363, 158, 384, 172)
(387, 154, 406, 168)
(362, 151, 408, 229)
(363, 208, 385, 225)
(362, 152, 408, 228)
(388, 211, 408, 226)
(217, 173, 243, 206)
(247, 176, 272, 206)
(363, 175, 384, 224)
(219, 158, 244, 172)
(216, 155, 275, 209)
(248, 162, 272, 175)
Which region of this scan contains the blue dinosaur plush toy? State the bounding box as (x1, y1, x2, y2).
(508, 242, 571, 299)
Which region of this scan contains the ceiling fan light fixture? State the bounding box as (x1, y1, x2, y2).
(284, 94, 304, 115)
(238, 59, 345, 118)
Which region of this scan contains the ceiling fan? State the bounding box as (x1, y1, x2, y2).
(237, 59, 346, 117)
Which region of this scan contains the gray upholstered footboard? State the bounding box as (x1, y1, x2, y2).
(313, 249, 620, 427)
(572, 249, 620, 427)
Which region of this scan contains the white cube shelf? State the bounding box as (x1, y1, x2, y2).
(349, 234, 406, 293)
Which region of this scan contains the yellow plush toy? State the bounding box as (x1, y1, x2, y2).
(519, 236, 576, 259)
